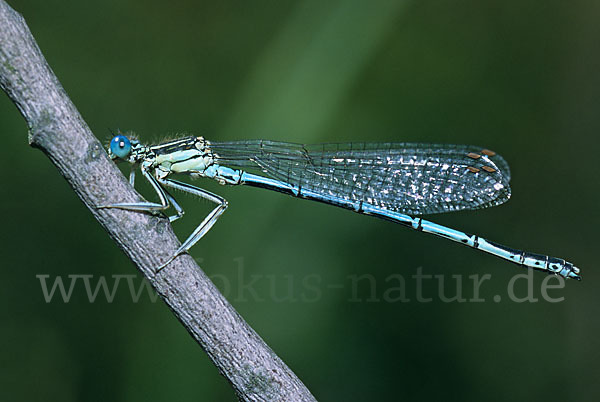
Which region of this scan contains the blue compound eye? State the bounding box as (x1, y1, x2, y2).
(109, 135, 132, 159)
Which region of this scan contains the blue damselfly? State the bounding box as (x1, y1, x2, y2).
(99, 134, 580, 280)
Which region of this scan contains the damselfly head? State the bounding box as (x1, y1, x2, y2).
(108, 134, 142, 163)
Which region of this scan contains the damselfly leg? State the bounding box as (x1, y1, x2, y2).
(99, 167, 227, 272)
(113, 164, 184, 223)
(156, 179, 228, 271)
(98, 163, 170, 213)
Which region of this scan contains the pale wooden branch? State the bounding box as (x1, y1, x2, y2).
(0, 1, 316, 401)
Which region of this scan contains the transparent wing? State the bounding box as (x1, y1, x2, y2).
(209, 140, 511, 215)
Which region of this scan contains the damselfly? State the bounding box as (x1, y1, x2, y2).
(99, 134, 581, 280)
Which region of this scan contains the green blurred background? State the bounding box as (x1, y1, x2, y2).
(1, 0, 598, 401)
